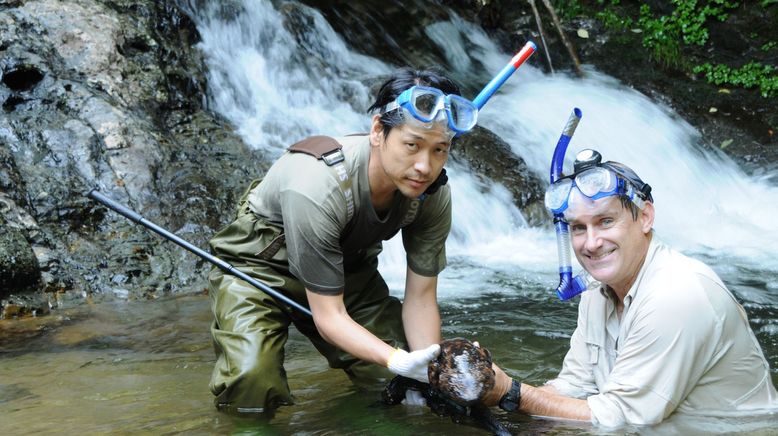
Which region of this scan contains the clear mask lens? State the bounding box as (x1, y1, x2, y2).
(411, 88, 445, 120)
(401, 107, 456, 140)
(575, 167, 617, 197)
(545, 178, 573, 212)
(447, 94, 478, 131)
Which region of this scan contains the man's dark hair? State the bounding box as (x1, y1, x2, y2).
(367, 67, 462, 139)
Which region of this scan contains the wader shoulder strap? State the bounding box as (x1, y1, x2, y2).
(288, 136, 354, 222)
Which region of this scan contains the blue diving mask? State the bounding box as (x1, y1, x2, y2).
(383, 85, 478, 134)
(545, 149, 653, 215)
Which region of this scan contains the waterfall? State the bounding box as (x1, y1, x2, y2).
(188, 0, 778, 300)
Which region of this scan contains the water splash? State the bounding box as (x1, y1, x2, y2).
(188, 1, 384, 152)
(189, 0, 778, 300)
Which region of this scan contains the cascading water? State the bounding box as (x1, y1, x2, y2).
(188, 0, 778, 307)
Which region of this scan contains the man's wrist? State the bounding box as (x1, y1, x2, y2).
(498, 379, 521, 412)
(386, 348, 404, 368)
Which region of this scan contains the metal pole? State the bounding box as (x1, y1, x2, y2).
(86, 188, 313, 317)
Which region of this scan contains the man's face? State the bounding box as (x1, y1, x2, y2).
(564, 192, 654, 294)
(370, 117, 451, 199)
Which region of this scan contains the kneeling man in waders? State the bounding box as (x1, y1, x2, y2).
(207, 68, 479, 415)
(482, 149, 778, 427)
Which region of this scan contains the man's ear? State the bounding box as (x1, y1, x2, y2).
(369, 114, 383, 147)
(640, 201, 655, 234)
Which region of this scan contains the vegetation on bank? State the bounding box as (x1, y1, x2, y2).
(555, 0, 778, 97)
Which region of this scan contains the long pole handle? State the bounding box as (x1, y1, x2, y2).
(86, 188, 313, 317)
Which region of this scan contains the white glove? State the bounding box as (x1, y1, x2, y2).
(402, 389, 427, 407)
(386, 344, 440, 383)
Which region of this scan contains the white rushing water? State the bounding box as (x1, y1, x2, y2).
(190, 0, 778, 300)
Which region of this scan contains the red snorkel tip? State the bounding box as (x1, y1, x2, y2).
(511, 41, 537, 68)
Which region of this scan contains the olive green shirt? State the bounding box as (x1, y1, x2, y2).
(247, 135, 451, 295)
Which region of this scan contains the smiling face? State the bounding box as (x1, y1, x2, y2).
(368, 114, 451, 200)
(564, 191, 654, 297)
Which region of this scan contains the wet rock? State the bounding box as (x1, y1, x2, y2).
(0, 0, 252, 311)
(0, 224, 40, 294)
(454, 127, 548, 226)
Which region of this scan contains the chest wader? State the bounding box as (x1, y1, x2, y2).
(207, 136, 416, 416)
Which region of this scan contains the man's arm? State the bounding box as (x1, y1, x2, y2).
(520, 383, 591, 420)
(306, 290, 395, 365)
(306, 288, 440, 383)
(402, 267, 441, 350)
(484, 364, 591, 421)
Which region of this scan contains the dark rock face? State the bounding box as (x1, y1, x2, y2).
(0, 0, 262, 314)
(454, 127, 547, 225)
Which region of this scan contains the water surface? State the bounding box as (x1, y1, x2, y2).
(2, 290, 775, 435)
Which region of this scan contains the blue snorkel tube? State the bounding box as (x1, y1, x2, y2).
(550, 108, 588, 301)
(472, 41, 537, 109)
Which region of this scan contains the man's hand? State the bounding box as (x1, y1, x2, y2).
(482, 362, 515, 407)
(387, 344, 441, 383)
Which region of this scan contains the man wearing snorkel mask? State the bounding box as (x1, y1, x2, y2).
(483, 149, 778, 427)
(206, 68, 477, 416)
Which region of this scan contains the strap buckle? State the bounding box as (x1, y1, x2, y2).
(322, 149, 345, 166)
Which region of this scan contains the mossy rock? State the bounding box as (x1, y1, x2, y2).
(0, 226, 40, 295)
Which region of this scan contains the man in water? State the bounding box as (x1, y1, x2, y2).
(207, 68, 478, 415)
(483, 149, 778, 427)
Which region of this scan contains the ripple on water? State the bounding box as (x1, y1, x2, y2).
(1, 292, 776, 434)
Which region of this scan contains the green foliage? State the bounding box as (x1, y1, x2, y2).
(596, 7, 632, 30)
(693, 62, 778, 97)
(637, 4, 683, 67)
(554, 0, 587, 20)
(551, 0, 776, 97)
(636, 0, 739, 66)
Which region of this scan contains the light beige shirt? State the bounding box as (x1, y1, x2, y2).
(547, 238, 778, 427)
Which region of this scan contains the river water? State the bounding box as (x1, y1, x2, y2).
(2, 0, 778, 434)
